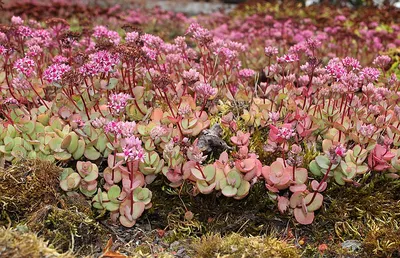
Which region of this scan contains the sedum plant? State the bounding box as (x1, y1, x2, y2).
(0, 11, 398, 228)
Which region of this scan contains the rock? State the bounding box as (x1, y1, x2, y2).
(197, 123, 231, 154)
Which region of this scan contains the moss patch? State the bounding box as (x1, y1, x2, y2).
(0, 159, 61, 225)
(27, 205, 108, 256)
(189, 233, 299, 258)
(0, 226, 75, 258)
(300, 174, 400, 257)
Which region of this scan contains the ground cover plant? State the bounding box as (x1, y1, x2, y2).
(0, 0, 400, 257)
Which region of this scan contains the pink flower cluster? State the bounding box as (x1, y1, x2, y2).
(195, 82, 217, 100)
(122, 136, 145, 162)
(43, 63, 71, 83)
(104, 121, 137, 138)
(93, 25, 121, 45)
(186, 23, 213, 45)
(107, 93, 132, 115)
(13, 57, 36, 77)
(79, 50, 120, 76)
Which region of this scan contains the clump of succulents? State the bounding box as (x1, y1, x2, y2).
(0, 10, 399, 229)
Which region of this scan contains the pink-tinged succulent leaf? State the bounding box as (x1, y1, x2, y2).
(83, 166, 98, 182)
(110, 211, 119, 222)
(166, 168, 183, 183)
(104, 167, 122, 185)
(184, 211, 194, 221)
(277, 196, 289, 214)
(294, 207, 315, 225)
(182, 161, 197, 179)
(219, 151, 229, 164)
(311, 180, 327, 192)
(315, 156, 330, 169)
(103, 202, 120, 212)
(197, 181, 216, 194)
(63, 172, 81, 190)
(222, 185, 238, 197)
(304, 193, 324, 212)
(261, 166, 271, 182)
(119, 215, 136, 227)
(386, 173, 400, 179)
(334, 170, 346, 185)
(108, 185, 121, 202)
(85, 180, 98, 191)
(145, 174, 157, 184)
(191, 167, 205, 180)
(122, 178, 142, 193)
(235, 180, 250, 199)
(294, 168, 308, 184)
(151, 108, 164, 122)
(289, 192, 304, 208)
(235, 158, 256, 172)
(289, 183, 307, 193)
(309, 160, 322, 176)
(268, 125, 279, 142)
(131, 202, 145, 220)
(203, 164, 216, 181)
(266, 184, 279, 193)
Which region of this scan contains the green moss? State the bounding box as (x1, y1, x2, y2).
(27, 206, 108, 256)
(300, 174, 400, 257)
(0, 226, 75, 258)
(0, 159, 61, 225)
(189, 233, 300, 258)
(363, 225, 400, 257)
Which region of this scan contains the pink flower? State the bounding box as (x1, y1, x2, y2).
(264, 46, 278, 56)
(27, 45, 43, 57)
(238, 68, 255, 78)
(11, 16, 24, 25)
(121, 136, 145, 162)
(269, 124, 295, 143)
(186, 23, 213, 45)
(359, 124, 376, 138)
(14, 57, 36, 77)
(125, 31, 139, 43)
(93, 25, 120, 45)
(104, 121, 136, 138)
(277, 54, 298, 63)
(269, 112, 280, 122)
(43, 63, 71, 83)
(360, 67, 380, 82)
(326, 58, 346, 79)
(187, 144, 207, 164)
(107, 92, 131, 115)
(342, 57, 361, 70)
(150, 125, 167, 141)
(183, 69, 200, 83)
(0, 45, 7, 56)
(373, 55, 391, 68)
(79, 50, 119, 76)
(3, 97, 19, 105)
(52, 55, 69, 64)
(12, 77, 30, 90)
(327, 144, 347, 164)
(195, 82, 217, 100)
(334, 145, 347, 158)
